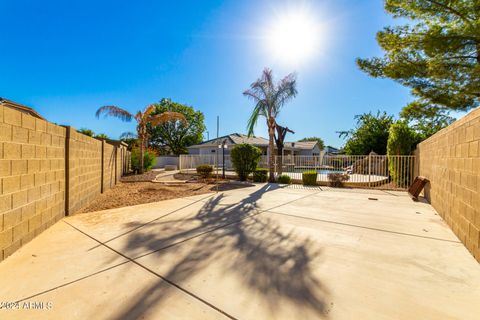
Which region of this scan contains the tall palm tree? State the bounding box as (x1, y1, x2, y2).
(243, 68, 297, 182)
(96, 105, 186, 174)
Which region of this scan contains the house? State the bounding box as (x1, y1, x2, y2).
(324, 145, 342, 155)
(187, 133, 322, 156)
(0, 98, 45, 120)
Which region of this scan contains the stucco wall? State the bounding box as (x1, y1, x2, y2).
(417, 107, 480, 262)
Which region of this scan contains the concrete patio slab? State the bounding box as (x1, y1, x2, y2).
(132, 193, 479, 320)
(0, 183, 479, 320)
(270, 190, 459, 241)
(0, 261, 226, 320)
(0, 222, 127, 302)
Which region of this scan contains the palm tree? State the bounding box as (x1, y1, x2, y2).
(243, 68, 297, 182)
(96, 105, 186, 174)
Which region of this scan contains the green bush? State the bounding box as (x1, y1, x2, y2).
(387, 121, 419, 186)
(277, 174, 292, 184)
(302, 171, 318, 186)
(196, 164, 213, 179)
(327, 172, 350, 187)
(230, 144, 262, 181)
(131, 148, 156, 172)
(253, 168, 268, 182)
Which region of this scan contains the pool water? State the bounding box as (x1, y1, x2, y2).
(292, 169, 345, 174)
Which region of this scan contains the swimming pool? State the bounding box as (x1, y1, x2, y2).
(292, 169, 346, 174)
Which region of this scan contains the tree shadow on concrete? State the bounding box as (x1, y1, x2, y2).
(109, 184, 329, 319)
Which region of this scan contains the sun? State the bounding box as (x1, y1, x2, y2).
(265, 8, 321, 66)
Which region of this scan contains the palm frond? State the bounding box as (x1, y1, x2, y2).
(243, 89, 262, 102)
(149, 111, 187, 126)
(134, 111, 143, 124)
(272, 73, 297, 116)
(95, 106, 133, 122)
(262, 67, 274, 98)
(143, 104, 157, 117)
(247, 102, 265, 137)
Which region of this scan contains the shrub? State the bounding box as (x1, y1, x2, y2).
(131, 148, 156, 173)
(253, 168, 268, 182)
(230, 144, 262, 181)
(302, 171, 317, 186)
(277, 174, 292, 184)
(327, 172, 350, 187)
(387, 121, 419, 186)
(196, 164, 213, 179)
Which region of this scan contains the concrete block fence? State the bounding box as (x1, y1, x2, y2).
(417, 107, 480, 262)
(0, 105, 130, 261)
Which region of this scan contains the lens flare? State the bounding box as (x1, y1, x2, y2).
(265, 8, 322, 66)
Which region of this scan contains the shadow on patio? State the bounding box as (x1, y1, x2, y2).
(111, 184, 329, 319)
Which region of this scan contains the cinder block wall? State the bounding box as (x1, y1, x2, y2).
(417, 107, 480, 262)
(0, 106, 132, 261)
(67, 127, 102, 214)
(0, 106, 66, 261)
(102, 142, 116, 191)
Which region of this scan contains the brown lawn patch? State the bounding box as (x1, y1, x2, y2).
(78, 181, 252, 213)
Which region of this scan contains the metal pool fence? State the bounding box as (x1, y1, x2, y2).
(179, 154, 416, 190)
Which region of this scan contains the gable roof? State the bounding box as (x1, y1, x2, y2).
(188, 133, 268, 148)
(284, 141, 318, 149)
(188, 133, 319, 150)
(0, 98, 45, 120)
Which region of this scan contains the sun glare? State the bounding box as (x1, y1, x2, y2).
(265, 8, 321, 66)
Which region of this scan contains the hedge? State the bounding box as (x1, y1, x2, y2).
(302, 171, 317, 186)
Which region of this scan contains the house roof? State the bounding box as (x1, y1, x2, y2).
(188, 133, 268, 148)
(284, 141, 317, 149)
(188, 133, 319, 150)
(0, 98, 45, 120)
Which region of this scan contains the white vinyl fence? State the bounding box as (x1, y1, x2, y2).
(179, 154, 416, 190)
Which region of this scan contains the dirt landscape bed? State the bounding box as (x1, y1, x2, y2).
(78, 180, 251, 213)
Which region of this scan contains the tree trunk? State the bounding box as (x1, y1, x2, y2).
(274, 125, 294, 176)
(268, 119, 276, 182)
(276, 146, 283, 175)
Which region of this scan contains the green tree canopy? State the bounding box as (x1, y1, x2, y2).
(387, 121, 420, 155)
(299, 137, 325, 150)
(148, 98, 205, 155)
(357, 0, 480, 114)
(400, 100, 454, 139)
(94, 133, 109, 139)
(120, 132, 139, 151)
(78, 128, 95, 137)
(339, 111, 394, 155)
(387, 121, 420, 186)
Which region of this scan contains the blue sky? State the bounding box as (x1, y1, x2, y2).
(1, 0, 417, 148)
